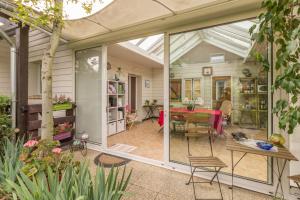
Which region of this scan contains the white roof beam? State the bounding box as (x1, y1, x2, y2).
(204, 29, 250, 50)
(211, 27, 251, 43)
(204, 38, 246, 58)
(171, 33, 203, 63)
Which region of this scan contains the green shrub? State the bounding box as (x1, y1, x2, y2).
(0, 138, 23, 200)
(7, 162, 132, 200)
(0, 95, 12, 143)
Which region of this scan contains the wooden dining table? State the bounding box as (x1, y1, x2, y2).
(226, 138, 298, 200)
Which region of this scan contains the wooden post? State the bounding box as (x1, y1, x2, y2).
(15, 24, 29, 136)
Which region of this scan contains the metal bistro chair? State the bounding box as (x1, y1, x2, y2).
(184, 113, 227, 200)
(289, 175, 300, 193)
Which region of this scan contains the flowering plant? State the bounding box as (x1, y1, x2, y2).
(53, 95, 72, 105)
(54, 122, 73, 135)
(20, 139, 75, 177)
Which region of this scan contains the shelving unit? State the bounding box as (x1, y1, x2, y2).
(238, 77, 268, 129)
(107, 80, 126, 136)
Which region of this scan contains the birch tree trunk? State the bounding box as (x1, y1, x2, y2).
(41, 19, 63, 140)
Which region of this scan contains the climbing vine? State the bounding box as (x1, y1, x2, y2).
(250, 0, 300, 134)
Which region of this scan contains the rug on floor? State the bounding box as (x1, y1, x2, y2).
(94, 153, 131, 168)
(109, 143, 137, 153)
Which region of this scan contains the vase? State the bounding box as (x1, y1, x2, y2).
(187, 105, 193, 111)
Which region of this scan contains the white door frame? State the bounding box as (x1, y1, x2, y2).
(128, 74, 138, 113)
(101, 45, 108, 148)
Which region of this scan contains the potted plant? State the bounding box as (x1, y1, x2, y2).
(53, 122, 73, 141)
(53, 95, 73, 111)
(152, 99, 157, 105)
(187, 100, 195, 111)
(145, 100, 150, 106)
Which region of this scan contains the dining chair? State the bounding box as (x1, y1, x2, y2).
(170, 112, 186, 134)
(183, 113, 227, 200)
(126, 105, 138, 130)
(219, 100, 232, 126)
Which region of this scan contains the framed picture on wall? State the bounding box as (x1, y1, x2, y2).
(145, 80, 150, 88)
(202, 66, 213, 76)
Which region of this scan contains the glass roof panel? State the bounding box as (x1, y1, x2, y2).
(138, 34, 163, 51)
(124, 20, 258, 63)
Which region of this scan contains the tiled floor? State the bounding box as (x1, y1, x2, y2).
(74, 149, 272, 200)
(108, 120, 268, 182)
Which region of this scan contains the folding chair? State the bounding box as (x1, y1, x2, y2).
(289, 175, 300, 192)
(184, 113, 227, 200)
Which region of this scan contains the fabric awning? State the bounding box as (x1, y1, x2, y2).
(63, 0, 262, 43)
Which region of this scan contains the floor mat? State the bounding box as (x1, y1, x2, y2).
(109, 143, 137, 153)
(94, 153, 131, 168)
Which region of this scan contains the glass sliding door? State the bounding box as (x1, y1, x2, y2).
(75, 47, 103, 144)
(169, 20, 271, 183)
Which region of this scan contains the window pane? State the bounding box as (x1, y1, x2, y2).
(193, 90, 201, 99)
(76, 47, 102, 144)
(185, 80, 192, 90)
(169, 20, 270, 183)
(185, 90, 192, 100)
(170, 79, 182, 100)
(193, 79, 200, 90)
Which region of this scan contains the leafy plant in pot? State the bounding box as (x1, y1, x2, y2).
(53, 122, 73, 141)
(186, 100, 195, 111)
(53, 95, 73, 111)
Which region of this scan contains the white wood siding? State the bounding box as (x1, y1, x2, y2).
(29, 30, 74, 99)
(0, 41, 11, 96)
(152, 68, 164, 105)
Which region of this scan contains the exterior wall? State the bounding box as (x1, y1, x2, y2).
(0, 41, 11, 96)
(29, 30, 74, 100)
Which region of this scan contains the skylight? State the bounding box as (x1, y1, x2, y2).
(27, 0, 114, 20)
(64, 0, 114, 20)
(129, 34, 163, 51)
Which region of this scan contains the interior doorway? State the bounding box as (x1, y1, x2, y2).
(128, 75, 137, 113)
(212, 76, 231, 109)
(106, 34, 164, 161)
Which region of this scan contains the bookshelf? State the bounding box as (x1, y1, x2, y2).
(238, 77, 268, 129)
(107, 80, 126, 136)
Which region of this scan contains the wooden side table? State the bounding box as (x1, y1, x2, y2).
(226, 138, 298, 200)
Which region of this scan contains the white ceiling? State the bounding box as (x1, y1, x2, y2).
(108, 44, 163, 68)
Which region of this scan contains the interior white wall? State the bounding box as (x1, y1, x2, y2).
(171, 41, 261, 124)
(108, 55, 163, 121)
(0, 41, 11, 96)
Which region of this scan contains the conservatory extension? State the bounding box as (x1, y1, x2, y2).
(0, 0, 299, 200)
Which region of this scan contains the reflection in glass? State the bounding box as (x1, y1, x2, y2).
(75, 47, 102, 144)
(169, 20, 270, 182)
